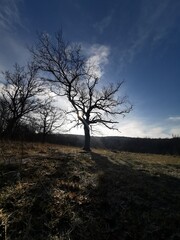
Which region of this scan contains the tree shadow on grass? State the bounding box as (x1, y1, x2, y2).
(0, 150, 180, 240)
(85, 152, 180, 240)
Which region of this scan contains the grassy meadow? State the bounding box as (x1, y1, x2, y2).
(0, 141, 180, 239)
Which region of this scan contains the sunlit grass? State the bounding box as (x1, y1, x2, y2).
(0, 142, 180, 239)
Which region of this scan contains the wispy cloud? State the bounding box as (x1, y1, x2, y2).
(0, 34, 29, 71)
(0, 0, 24, 32)
(94, 10, 114, 34)
(118, 0, 180, 71)
(0, 0, 30, 71)
(168, 116, 180, 121)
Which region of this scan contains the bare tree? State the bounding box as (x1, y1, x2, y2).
(36, 97, 65, 143)
(1, 62, 43, 138)
(31, 32, 132, 151)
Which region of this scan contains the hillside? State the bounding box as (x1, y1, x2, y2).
(0, 142, 180, 239)
(42, 134, 180, 155)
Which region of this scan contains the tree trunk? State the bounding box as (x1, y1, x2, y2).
(83, 124, 91, 152)
(42, 124, 46, 143)
(4, 118, 17, 139)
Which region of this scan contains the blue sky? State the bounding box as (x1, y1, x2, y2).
(0, 0, 180, 138)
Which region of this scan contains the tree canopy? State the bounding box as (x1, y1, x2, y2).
(31, 32, 132, 151)
(0, 62, 43, 138)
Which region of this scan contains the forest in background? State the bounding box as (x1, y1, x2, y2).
(1, 127, 179, 155)
(50, 134, 180, 155)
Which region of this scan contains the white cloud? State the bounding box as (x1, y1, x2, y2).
(86, 44, 110, 78)
(88, 44, 110, 65)
(67, 112, 180, 139)
(168, 116, 180, 121)
(167, 117, 180, 137)
(113, 119, 169, 138)
(169, 128, 180, 136)
(0, 82, 4, 92)
(68, 116, 171, 139)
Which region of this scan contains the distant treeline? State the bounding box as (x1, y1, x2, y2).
(1, 127, 180, 155)
(43, 134, 180, 155)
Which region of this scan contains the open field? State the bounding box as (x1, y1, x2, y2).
(0, 142, 180, 240)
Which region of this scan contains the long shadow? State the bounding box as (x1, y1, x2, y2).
(1, 151, 180, 240)
(85, 152, 180, 240)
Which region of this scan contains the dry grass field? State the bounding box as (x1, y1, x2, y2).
(0, 141, 180, 240)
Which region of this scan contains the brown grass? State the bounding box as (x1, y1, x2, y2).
(0, 141, 180, 239)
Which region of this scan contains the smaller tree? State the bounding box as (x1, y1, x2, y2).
(36, 97, 65, 142)
(1, 62, 43, 138)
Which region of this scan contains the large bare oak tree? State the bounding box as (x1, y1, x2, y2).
(31, 32, 132, 151)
